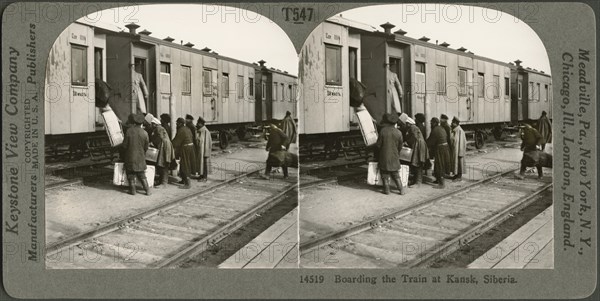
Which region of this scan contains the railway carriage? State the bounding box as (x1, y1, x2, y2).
(45, 21, 297, 160)
(298, 16, 552, 158)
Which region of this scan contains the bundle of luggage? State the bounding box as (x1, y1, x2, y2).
(267, 150, 298, 168)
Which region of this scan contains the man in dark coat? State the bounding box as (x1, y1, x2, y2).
(516, 124, 544, 180)
(440, 114, 452, 176)
(281, 111, 296, 150)
(398, 113, 428, 187)
(122, 113, 151, 196)
(427, 117, 451, 189)
(261, 123, 289, 179)
(376, 113, 405, 195)
(195, 117, 212, 182)
(537, 111, 552, 151)
(148, 114, 175, 188)
(160, 113, 173, 140)
(185, 114, 198, 176)
(172, 118, 195, 189)
(414, 113, 431, 175)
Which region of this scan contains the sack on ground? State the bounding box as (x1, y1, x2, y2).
(523, 150, 552, 168)
(267, 151, 298, 167)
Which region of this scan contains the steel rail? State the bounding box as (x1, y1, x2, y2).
(404, 182, 552, 268)
(45, 169, 263, 256)
(299, 168, 519, 253)
(155, 183, 298, 268)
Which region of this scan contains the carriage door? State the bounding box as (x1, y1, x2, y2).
(415, 62, 426, 119)
(94, 47, 104, 129)
(466, 69, 474, 121)
(159, 62, 172, 127)
(348, 47, 358, 125)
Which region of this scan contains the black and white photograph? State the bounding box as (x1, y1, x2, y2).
(43, 4, 299, 269)
(298, 4, 555, 269)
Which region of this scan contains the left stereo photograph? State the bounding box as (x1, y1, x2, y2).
(44, 4, 299, 269)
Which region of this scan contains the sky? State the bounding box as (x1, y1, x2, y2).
(339, 4, 550, 73)
(81, 4, 551, 76)
(82, 4, 299, 75)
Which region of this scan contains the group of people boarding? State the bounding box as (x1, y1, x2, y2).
(120, 113, 212, 196)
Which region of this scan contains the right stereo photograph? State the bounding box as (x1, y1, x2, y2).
(297, 4, 554, 269)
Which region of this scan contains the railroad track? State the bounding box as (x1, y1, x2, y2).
(46, 170, 297, 269)
(299, 169, 552, 268)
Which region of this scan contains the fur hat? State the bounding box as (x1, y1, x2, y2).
(452, 116, 460, 125)
(431, 117, 440, 125)
(176, 117, 185, 124)
(382, 113, 399, 125)
(185, 114, 194, 121)
(130, 113, 144, 125)
(197, 116, 206, 125)
(440, 114, 449, 121)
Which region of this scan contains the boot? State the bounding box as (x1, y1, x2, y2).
(183, 177, 191, 189)
(382, 175, 390, 195)
(392, 174, 406, 195)
(410, 168, 423, 188)
(161, 169, 169, 188)
(128, 178, 137, 195)
(434, 176, 445, 189)
(283, 167, 289, 179)
(142, 179, 152, 196)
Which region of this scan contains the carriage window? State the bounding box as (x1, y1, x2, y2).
(288, 85, 293, 102)
(436, 65, 446, 95)
(94, 48, 103, 80)
(273, 82, 278, 101)
(203, 69, 212, 96)
(518, 80, 522, 100)
(249, 78, 254, 97)
(262, 82, 266, 100)
(71, 45, 87, 86)
(325, 44, 342, 86)
(504, 77, 510, 96)
(528, 82, 534, 100)
(349, 47, 358, 80)
(544, 84, 549, 102)
(237, 75, 244, 99)
(536, 83, 541, 102)
(181, 66, 191, 95)
(477, 73, 484, 98)
(160, 62, 170, 73)
(222, 73, 229, 96)
(493, 75, 500, 98)
(415, 62, 426, 73)
(458, 69, 467, 96)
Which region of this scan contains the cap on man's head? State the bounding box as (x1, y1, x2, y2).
(185, 114, 194, 121)
(197, 116, 206, 125)
(285, 111, 291, 116)
(431, 117, 440, 124)
(382, 113, 399, 125)
(133, 114, 145, 125)
(176, 117, 185, 124)
(440, 114, 448, 120)
(452, 116, 460, 125)
(160, 114, 171, 123)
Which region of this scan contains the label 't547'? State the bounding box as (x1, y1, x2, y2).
(282, 7, 314, 23)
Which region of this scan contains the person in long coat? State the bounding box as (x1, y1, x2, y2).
(122, 113, 151, 195)
(281, 111, 296, 150)
(160, 113, 173, 140)
(427, 117, 451, 189)
(195, 117, 213, 182)
(450, 117, 467, 181)
(147, 114, 175, 188)
(398, 113, 428, 187)
(537, 111, 552, 151)
(185, 114, 198, 175)
(376, 113, 406, 195)
(171, 118, 195, 189)
(132, 67, 148, 114)
(414, 113, 431, 174)
(516, 123, 544, 180)
(440, 114, 452, 176)
(387, 68, 403, 114)
(262, 123, 289, 179)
